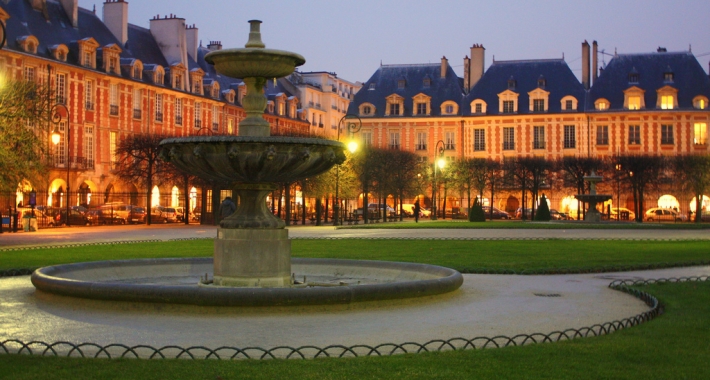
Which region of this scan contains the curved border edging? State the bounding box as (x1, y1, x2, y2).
(30, 257, 464, 307)
(1, 275, 689, 360)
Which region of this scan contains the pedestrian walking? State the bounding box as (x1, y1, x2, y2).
(219, 196, 236, 221)
(414, 199, 421, 223)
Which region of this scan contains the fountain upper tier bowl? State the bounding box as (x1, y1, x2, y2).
(159, 136, 345, 184)
(204, 48, 305, 79)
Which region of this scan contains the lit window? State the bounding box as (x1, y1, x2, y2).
(629, 125, 641, 145)
(416, 132, 427, 151)
(595, 99, 609, 111)
(85, 80, 94, 110)
(24, 66, 35, 82)
(389, 131, 400, 150)
(175, 98, 183, 125)
(155, 94, 163, 122)
(362, 132, 372, 146)
(533, 126, 545, 149)
(445, 131, 455, 150)
(661, 125, 674, 145)
(628, 96, 641, 110)
(694, 123, 707, 145)
(56, 73, 67, 104)
(660, 95, 674, 109)
(694, 97, 707, 109)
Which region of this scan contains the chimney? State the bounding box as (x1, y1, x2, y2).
(582, 40, 590, 90)
(149, 14, 189, 68)
(29, 0, 46, 12)
(592, 40, 598, 85)
(207, 40, 222, 51)
(103, 0, 129, 46)
(440, 56, 448, 78)
(186, 24, 198, 60)
(59, 0, 78, 28)
(657, 47, 667, 53)
(463, 55, 471, 92)
(469, 44, 485, 90)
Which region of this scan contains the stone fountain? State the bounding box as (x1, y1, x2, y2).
(574, 170, 612, 223)
(30, 21, 462, 306)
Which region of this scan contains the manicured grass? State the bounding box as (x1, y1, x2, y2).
(2, 281, 708, 379)
(343, 220, 710, 229)
(1, 239, 709, 273)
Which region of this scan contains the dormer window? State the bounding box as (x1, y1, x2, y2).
(693, 96, 708, 110)
(561, 95, 578, 111)
(440, 101, 459, 115)
(17, 35, 40, 54)
(664, 67, 674, 83)
(397, 79, 406, 89)
(174, 73, 183, 90)
(385, 94, 404, 116)
(27, 42, 36, 54)
(423, 77, 431, 87)
(369, 83, 375, 90)
(102, 44, 123, 75)
(84, 52, 92, 67)
(528, 88, 550, 113)
(507, 77, 516, 90)
(132, 61, 143, 80)
(470, 99, 487, 114)
(155, 67, 165, 85)
(624, 87, 645, 110)
(50, 44, 69, 62)
(628, 96, 641, 110)
(628, 68, 640, 84)
(537, 76, 546, 88)
(498, 89, 519, 114)
(78, 37, 99, 69)
(359, 102, 375, 116)
(595, 98, 610, 111)
(413, 93, 431, 116)
(56, 51, 66, 62)
(656, 86, 677, 110)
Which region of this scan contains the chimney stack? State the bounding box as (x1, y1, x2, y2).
(463, 55, 471, 92)
(103, 0, 129, 46)
(207, 41, 222, 51)
(186, 24, 198, 60)
(469, 44, 485, 90)
(592, 40, 598, 85)
(440, 56, 448, 78)
(60, 0, 78, 28)
(149, 14, 189, 68)
(582, 40, 590, 90)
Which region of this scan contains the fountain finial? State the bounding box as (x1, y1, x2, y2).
(245, 20, 266, 48)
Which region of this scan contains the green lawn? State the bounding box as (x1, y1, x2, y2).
(2, 281, 708, 379)
(2, 239, 709, 274)
(342, 220, 710, 229)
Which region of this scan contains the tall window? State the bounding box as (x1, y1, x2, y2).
(23, 66, 35, 82)
(596, 125, 609, 145)
(474, 129, 485, 151)
(628, 96, 641, 110)
(661, 125, 674, 145)
(389, 103, 400, 116)
(84, 126, 94, 168)
(660, 95, 674, 110)
(83, 52, 92, 67)
(503, 100, 514, 113)
(416, 103, 427, 115)
(174, 73, 183, 90)
(362, 131, 372, 147)
(155, 93, 163, 122)
(389, 131, 400, 150)
(533, 126, 545, 149)
(109, 131, 118, 164)
(227, 119, 234, 134)
(503, 127, 515, 150)
(175, 98, 183, 126)
(416, 132, 427, 151)
(564, 125, 576, 149)
(533, 99, 545, 112)
(132, 89, 142, 119)
(109, 84, 119, 116)
(212, 105, 219, 131)
(445, 131, 455, 150)
(56, 73, 67, 104)
(85, 80, 94, 110)
(54, 121, 67, 165)
(694, 123, 707, 145)
(629, 125, 641, 145)
(194, 103, 202, 128)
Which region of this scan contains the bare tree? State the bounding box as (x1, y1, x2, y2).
(113, 133, 174, 225)
(556, 156, 604, 220)
(617, 154, 667, 222)
(672, 154, 710, 223)
(387, 149, 419, 220)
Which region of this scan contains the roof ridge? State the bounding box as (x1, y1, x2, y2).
(381, 63, 440, 68)
(615, 51, 692, 57)
(492, 58, 564, 65)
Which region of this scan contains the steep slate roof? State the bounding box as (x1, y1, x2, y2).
(348, 63, 464, 116)
(125, 24, 168, 67)
(589, 51, 710, 110)
(3, 1, 128, 61)
(463, 59, 585, 115)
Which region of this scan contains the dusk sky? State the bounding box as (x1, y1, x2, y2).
(82, 0, 710, 84)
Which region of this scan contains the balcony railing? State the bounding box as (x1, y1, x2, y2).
(474, 143, 486, 152)
(175, 116, 183, 126)
(212, 122, 219, 131)
(445, 143, 456, 150)
(195, 120, 202, 129)
(533, 140, 545, 150)
(415, 144, 427, 151)
(389, 144, 400, 150)
(109, 105, 119, 116)
(503, 142, 515, 151)
(50, 156, 94, 170)
(155, 112, 163, 122)
(315, 103, 321, 109)
(85, 102, 94, 111)
(318, 123, 324, 128)
(133, 109, 142, 119)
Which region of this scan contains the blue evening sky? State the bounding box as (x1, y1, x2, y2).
(81, 0, 710, 84)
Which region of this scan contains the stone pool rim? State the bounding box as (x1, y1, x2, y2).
(31, 258, 463, 307)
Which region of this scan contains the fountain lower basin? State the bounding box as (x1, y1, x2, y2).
(31, 258, 464, 307)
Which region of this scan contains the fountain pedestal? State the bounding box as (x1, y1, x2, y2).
(574, 171, 612, 223)
(214, 229, 291, 287)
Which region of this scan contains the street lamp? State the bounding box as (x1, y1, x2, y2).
(615, 163, 621, 221)
(50, 103, 71, 226)
(333, 114, 362, 226)
(431, 140, 445, 220)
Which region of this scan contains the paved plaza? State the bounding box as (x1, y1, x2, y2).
(1, 224, 709, 356)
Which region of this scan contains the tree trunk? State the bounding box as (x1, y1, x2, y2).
(284, 182, 291, 226)
(183, 174, 189, 225)
(146, 165, 152, 225)
(324, 196, 329, 224)
(301, 182, 306, 225)
(696, 194, 703, 223)
(315, 198, 322, 226)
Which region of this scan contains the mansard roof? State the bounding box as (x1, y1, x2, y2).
(464, 59, 585, 114)
(348, 63, 464, 116)
(589, 51, 710, 110)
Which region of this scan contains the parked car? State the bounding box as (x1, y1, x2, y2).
(18, 208, 56, 228)
(645, 208, 687, 222)
(609, 207, 636, 221)
(514, 208, 533, 219)
(86, 209, 126, 225)
(55, 209, 92, 226)
(367, 203, 395, 215)
(481, 206, 510, 220)
(550, 209, 569, 220)
(151, 206, 177, 223)
(128, 207, 146, 224)
(701, 211, 710, 222)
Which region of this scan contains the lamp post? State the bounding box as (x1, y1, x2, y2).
(431, 140, 445, 220)
(51, 103, 71, 226)
(615, 163, 621, 221)
(333, 114, 361, 226)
